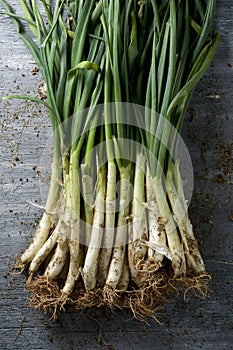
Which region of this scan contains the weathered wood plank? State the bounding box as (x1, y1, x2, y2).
(0, 1, 232, 349)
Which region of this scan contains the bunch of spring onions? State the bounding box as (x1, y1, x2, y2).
(1, 0, 219, 320)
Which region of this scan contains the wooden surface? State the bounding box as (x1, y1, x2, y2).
(0, 1, 232, 349)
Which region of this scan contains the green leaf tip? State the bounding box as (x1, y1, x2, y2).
(77, 61, 101, 72)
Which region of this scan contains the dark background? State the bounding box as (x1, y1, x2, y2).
(0, 1, 232, 349)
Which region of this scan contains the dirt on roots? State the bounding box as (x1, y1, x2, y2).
(25, 268, 211, 323)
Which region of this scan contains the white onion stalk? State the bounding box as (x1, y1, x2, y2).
(153, 177, 186, 277)
(63, 152, 81, 295)
(45, 236, 69, 279)
(146, 166, 166, 268)
(128, 153, 148, 286)
(105, 164, 131, 289)
(28, 169, 71, 275)
(81, 164, 94, 246)
(28, 221, 61, 273)
(166, 163, 205, 274)
(117, 252, 130, 291)
(21, 154, 61, 264)
(21, 212, 53, 265)
(82, 166, 106, 290)
(98, 160, 117, 285)
(45, 170, 72, 280)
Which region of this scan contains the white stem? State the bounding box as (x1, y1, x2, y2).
(98, 160, 116, 285)
(128, 153, 147, 286)
(63, 152, 81, 295)
(146, 166, 165, 267)
(82, 167, 106, 290)
(29, 220, 62, 273)
(21, 212, 52, 264)
(106, 164, 131, 289)
(166, 164, 205, 274)
(21, 155, 61, 264)
(45, 235, 69, 279)
(81, 164, 94, 246)
(127, 220, 139, 284)
(116, 252, 130, 291)
(153, 177, 186, 277)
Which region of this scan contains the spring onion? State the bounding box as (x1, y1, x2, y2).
(1, 0, 219, 321)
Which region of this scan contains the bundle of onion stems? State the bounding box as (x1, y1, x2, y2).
(1, 0, 219, 320)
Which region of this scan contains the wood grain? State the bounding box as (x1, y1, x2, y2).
(0, 1, 232, 349)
